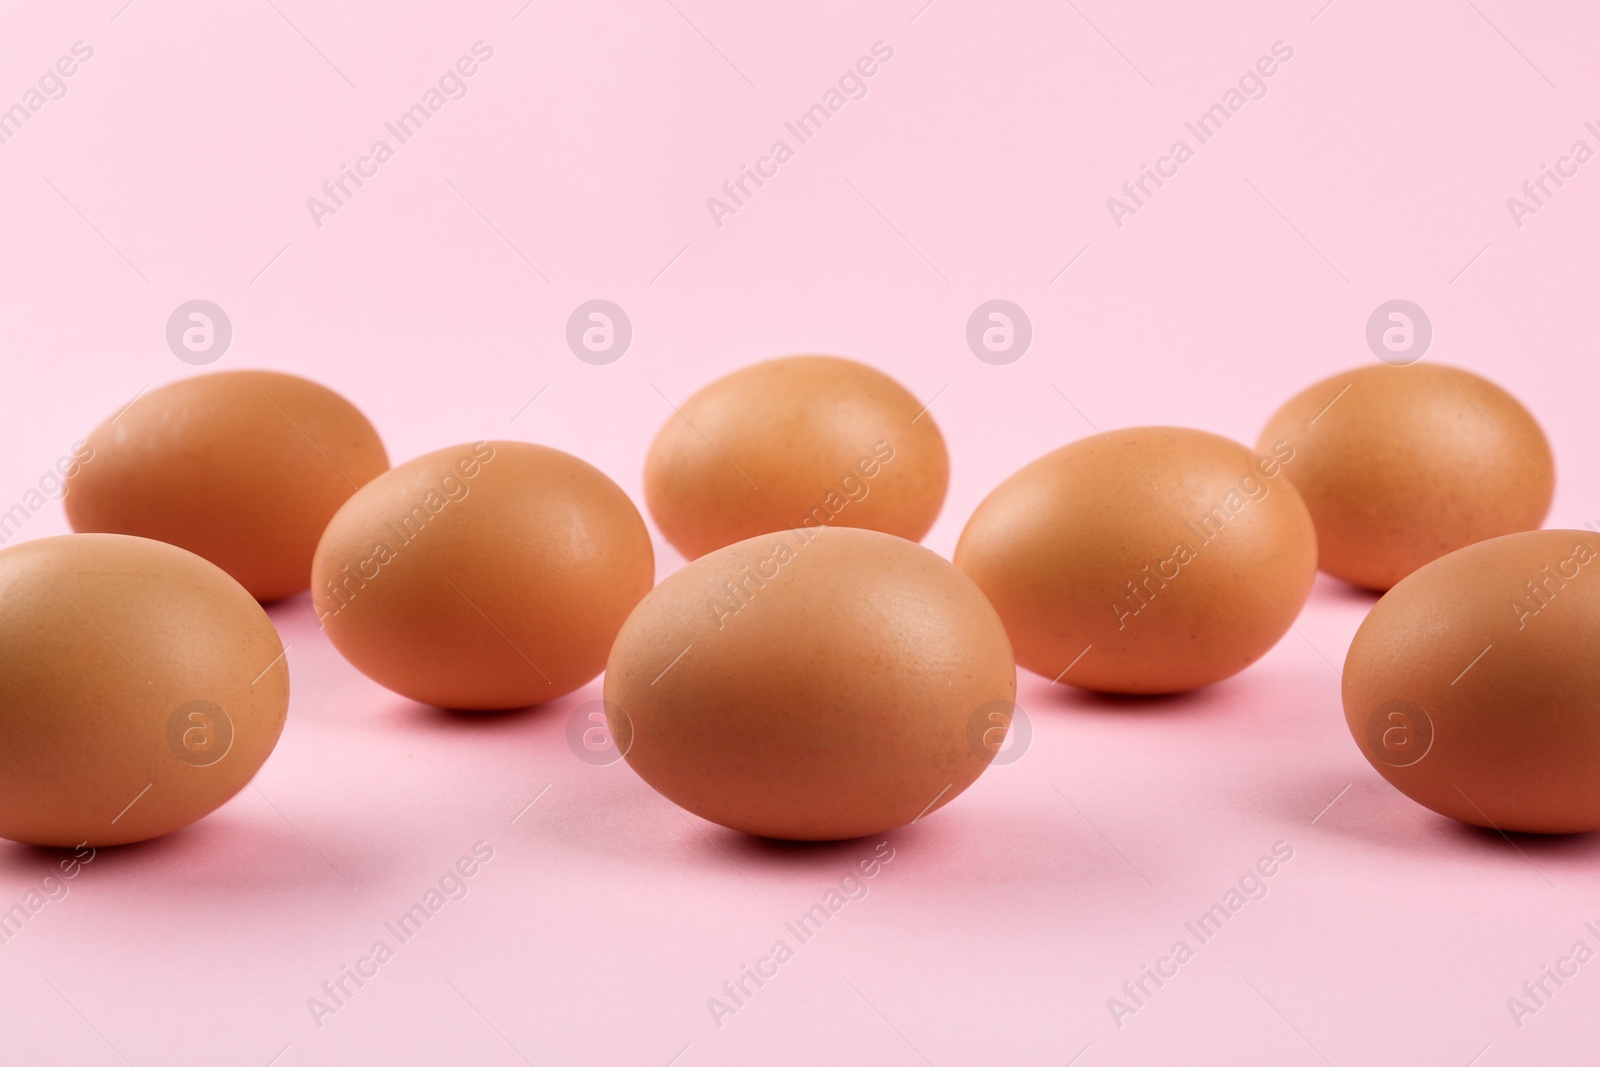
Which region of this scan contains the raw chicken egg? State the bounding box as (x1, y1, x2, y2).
(603, 526, 1015, 840)
(644, 356, 948, 559)
(0, 534, 289, 847)
(1344, 529, 1600, 833)
(954, 427, 1317, 694)
(313, 441, 654, 711)
(1259, 363, 1553, 590)
(67, 370, 389, 601)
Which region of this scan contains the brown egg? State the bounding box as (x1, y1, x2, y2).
(1259, 363, 1554, 590)
(66, 370, 389, 602)
(1344, 529, 1600, 833)
(0, 534, 289, 847)
(313, 441, 654, 710)
(604, 526, 1015, 840)
(954, 427, 1318, 694)
(644, 356, 948, 559)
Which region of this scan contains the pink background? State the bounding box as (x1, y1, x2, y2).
(2, 0, 1598, 1063)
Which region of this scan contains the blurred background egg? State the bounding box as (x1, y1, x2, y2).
(66, 370, 389, 602)
(1259, 363, 1554, 590)
(954, 427, 1317, 694)
(604, 526, 1015, 840)
(644, 355, 948, 559)
(313, 440, 654, 711)
(0, 534, 289, 847)
(1343, 529, 1600, 833)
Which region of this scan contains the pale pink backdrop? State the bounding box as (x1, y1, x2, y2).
(1, 1, 1598, 1064)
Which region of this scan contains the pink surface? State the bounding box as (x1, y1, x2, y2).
(1, 1, 1598, 1063)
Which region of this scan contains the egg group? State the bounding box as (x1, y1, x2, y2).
(0, 343, 1582, 848)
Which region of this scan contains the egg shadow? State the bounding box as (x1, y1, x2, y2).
(1441, 820, 1600, 860)
(1289, 772, 1600, 868)
(388, 694, 568, 736)
(1029, 676, 1235, 721)
(722, 834, 876, 871)
(0, 840, 103, 878)
(0, 811, 377, 893)
(0, 823, 211, 871)
(259, 589, 325, 633)
(1311, 574, 1385, 607)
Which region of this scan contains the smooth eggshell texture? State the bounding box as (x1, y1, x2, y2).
(66, 370, 390, 602)
(0, 534, 289, 847)
(1258, 362, 1554, 590)
(1343, 529, 1600, 833)
(604, 526, 1016, 840)
(313, 441, 654, 711)
(644, 356, 949, 560)
(954, 427, 1318, 694)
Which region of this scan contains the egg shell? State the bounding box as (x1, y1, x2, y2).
(1343, 529, 1600, 833)
(313, 440, 654, 711)
(0, 534, 289, 847)
(644, 356, 949, 559)
(66, 370, 390, 602)
(603, 526, 1016, 841)
(954, 427, 1318, 694)
(1259, 363, 1554, 590)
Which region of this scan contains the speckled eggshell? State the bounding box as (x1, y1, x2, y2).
(603, 526, 1016, 841)
(1259, 363, 1554, 590)
(66, 370, 390, 602)
(644, 356, 949, 560)
(1343, 529, 1600, 834)
(953, 427, 1318, 694)
(0, 534, 289, 847)
(313, 441, 655, 711)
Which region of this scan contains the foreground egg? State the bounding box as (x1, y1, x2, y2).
(603, 526, 1015, 840)
(0, 535, 289, 847)
(954, 427, 1317, 694)
(313, 441, 654, 711)
(1344, 529, 1600, 833)
(644, 356, 949, 559)
(1259, 363, 1554, 590)
(66, 370, 390, 601)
